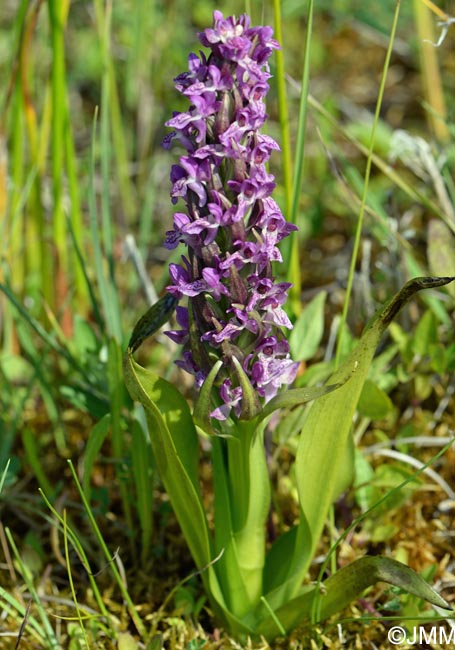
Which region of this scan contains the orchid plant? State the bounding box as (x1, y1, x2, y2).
(124, 11, 453, 639)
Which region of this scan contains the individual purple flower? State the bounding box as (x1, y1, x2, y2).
(162, 11, 299, 420)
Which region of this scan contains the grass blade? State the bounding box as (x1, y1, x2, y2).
(5, 527, 59, 649)
(66, 460, 147, 639)
(335, 1, 401, 367)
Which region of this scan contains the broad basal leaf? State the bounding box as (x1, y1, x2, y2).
(254, 555, 451, 638)
(123, 351, 252, 635)
(123, 350, 210, 570)
(277, 277, 455, 602)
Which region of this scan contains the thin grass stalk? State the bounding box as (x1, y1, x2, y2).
(5, 528, 59, 649)
(270, 0, 303, 316)
(46, 0, 87, 314)
(272, 0, 293, 212)
(20, 2, 52, 309)
(0, 138, 6, 234)
(47, 0, 68, 313)
(125, 0, 147, 106)
(421, 0, 449, 19)
(4, 87, 25, 284)
(39, 489, 111, 621)
(93, 0, 136, 224)
(100, 6, 114, 266)
(0, 588, 47, 645)
(413, 0, 450, 143)
(0, 0, 27, 119)
(81, 415, 111, 499)
(37, 84, 52, 169)
(2, 85, 24, 350)
(87, 111, 132, 529)
(0, 33, 16, 350)
(129, 0, 156, 253)
(66, 460, 148, 640)
(88, 112, 117, 340)
(63, 510, 90, 649)
(67, 218, 105, 331)
(64, 79, 89, 314)
(289, 0, 313, 217)
(99, 4, 120, 311)
(0, 57, 36, 306)
(94, 4, 123, 342)
(96, 6, 133, 532)
(335, 2, 401, 367)
(0, 459, 11, 493)
(288, 0, 314, 314)
(107, 66, 137, 222)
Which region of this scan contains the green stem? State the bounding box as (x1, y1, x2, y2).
(224, 420, 270, 616)
(273, 0, 293, 217)
(288, 0, 314, 313)
(66, 462, 147, 640)
(273, 0, 302, 311)
(7, 83, 25, 295)
(48, 0, 67, 296)
(335, 1, 401, 368)
(64, 104, 88, 313)
(93, 0, 137, 224)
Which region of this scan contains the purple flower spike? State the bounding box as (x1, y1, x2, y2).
(163, 11, 299, 420)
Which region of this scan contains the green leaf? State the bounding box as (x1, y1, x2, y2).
(72, 315, 99, 360)
(60, 385, 109, 419)
(258, 382, 342, 422)
(281, 277, 455, 601)
(254, 555, 451, 638)
(123, 350, 210, 571)
(22, 429, 55, 498)
(429, 343, 447, 374)
(263, 526, 298, 594)
(123, 350, 250, 635)
(353, 449, 379, 512)
(131, 419, 155, 562)
(289, 291, 327, 361)
(358, 379, 393, 419)
(82, 414, 111, 499)
(210, 438, 254, 618)
(412, 309, 437, 357)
